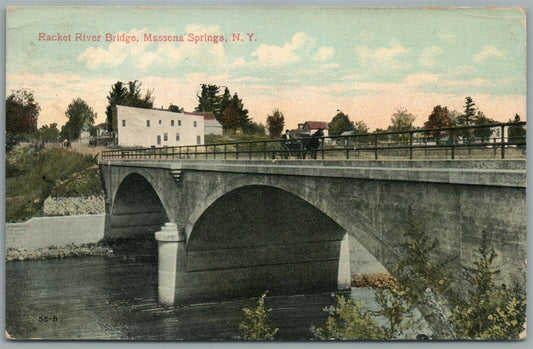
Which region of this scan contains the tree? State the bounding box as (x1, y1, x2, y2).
(508, 114, 526, 144)
(60, 98, 96, 141)
(450, 231, 526, 340)
(354, 120, 369, 134)
(38, 123, 60, 143)
(167, 104, 184, 113)
(105, 80, 154, 131)
(232, 92, 251, 128)
(195, 84, 222, 119)
(6, 89, 40, 150)
(239, 292, 278, 340)
(390, 108, 416, 142)
(266, 109, 285, 138)
(456, 97, 477, 142)
(424, 105, 453, 143)
(220, 99, 241, 133)
(328, 111, 354, 136)
(472, 111, 494, 141)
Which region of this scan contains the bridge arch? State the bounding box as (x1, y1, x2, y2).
(106, 172, 169, 241)
(181, 184, 351, 300)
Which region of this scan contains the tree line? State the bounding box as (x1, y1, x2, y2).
(5, 84, 526, 152)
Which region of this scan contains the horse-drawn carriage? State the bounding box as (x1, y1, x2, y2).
(270, 129, 324, 159)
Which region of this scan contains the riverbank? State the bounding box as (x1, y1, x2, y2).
(6, 243, 113, 262)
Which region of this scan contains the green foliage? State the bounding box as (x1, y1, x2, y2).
(6, 89, 40, 150)
(266, 109, 285, 139)
(508, 114, 526, 144)
(61, 98, 96, 141)
(38, 123, 61, 143)
(393, 216, 452, 304)
(328, 111, 355, 136)
(424, 105, 453, 142)
(375, 286, 418, 339)
(450, 231, 526, 340)
(312, 295, 386, 340)
(239, 292, 279, 340)
(472, 111, 494, 141)
(167, 104, 184, 113)
(5, 146, 99, 222)
(390, 108, 416, 142)
(106, 80, 154, 131)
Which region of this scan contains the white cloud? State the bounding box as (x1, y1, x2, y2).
(355, 40, 410, 74)
(314, 46, 335, 61)
(250, 32, 315, 67)
(419, 46, 443, 67)
(403, 72, 441, 86)
(474, 45, 505, 62)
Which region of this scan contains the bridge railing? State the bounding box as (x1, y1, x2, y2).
(100, 122, 526, 161)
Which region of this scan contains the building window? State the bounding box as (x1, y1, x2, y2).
(157, 135, 161, 145)
(176, 133, 180, 141)
(122, 120, 126, 127)
(171, 120, 174, 126)
(178, 120, 181, 126)
(193, 121, 197, 127)
(159, 120, 162, 125)
(146, 120, 150, 127)
(197, 135, 201, 144)
(164, 133, 168, 141)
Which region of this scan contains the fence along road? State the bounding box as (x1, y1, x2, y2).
(101, 122, 526, 161)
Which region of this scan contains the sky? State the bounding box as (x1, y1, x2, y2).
(5, 6, 527, 131)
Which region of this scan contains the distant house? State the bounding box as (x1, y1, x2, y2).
(184, 112, 223, 136)
(116, 105, 204, 148)
(300, 121, 329, 138)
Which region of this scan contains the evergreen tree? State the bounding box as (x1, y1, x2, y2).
(105, 80, 154, 132)
(450, 231, 526, 339)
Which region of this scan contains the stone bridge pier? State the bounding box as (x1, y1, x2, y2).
(99, 159, 526, 306)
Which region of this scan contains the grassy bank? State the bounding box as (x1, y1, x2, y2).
(5, 145, 103, 222)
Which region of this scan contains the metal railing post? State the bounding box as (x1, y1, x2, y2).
(409, 131, 413, 160)
(374, 134, 378, 160)
(224, 144, 227, 160)
(501, 124, 506, 159)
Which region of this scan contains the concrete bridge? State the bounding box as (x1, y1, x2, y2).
(98, 159, 526, 305)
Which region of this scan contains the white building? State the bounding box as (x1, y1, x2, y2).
(184, 112, 223, 135)
(116, 105, 204, 148)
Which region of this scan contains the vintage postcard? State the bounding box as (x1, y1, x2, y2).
(4, 6, 527, 341)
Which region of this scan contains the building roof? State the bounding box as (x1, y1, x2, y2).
(184, 112, 216, 120)
(304, 121, 328, 130)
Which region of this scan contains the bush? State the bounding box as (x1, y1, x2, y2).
(238, 292, 278, 340)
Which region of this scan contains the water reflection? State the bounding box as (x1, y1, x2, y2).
(7, 254, 369, 340)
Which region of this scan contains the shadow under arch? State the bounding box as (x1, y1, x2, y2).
(180, 185, 350, 302)
(106, 173, 169, 243)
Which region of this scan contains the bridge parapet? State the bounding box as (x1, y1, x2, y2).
(99, 159, 526, 188)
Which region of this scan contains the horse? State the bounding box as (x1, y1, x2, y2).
(301, 129, 324, 159)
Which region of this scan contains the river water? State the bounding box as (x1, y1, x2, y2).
(6, 253, 384, 340)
